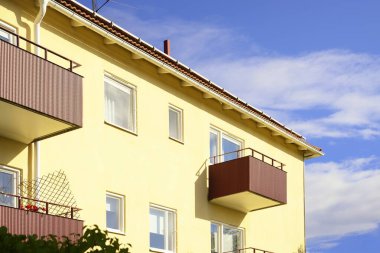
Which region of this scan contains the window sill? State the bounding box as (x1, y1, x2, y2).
(104, 121, 138, 136)
(106, 229, 126, 236)
(149, 248, 174, 253)
(169, 137, 184, 145)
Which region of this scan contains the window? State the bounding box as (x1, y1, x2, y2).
(150, 205, 176, 252)
(222, 135, 241, 161)
(211, 223, 219, 253)
(0, 166, 19, 207)
(0, 21, 16, 44)
(169, 106, 183, 142)
(209, 130, 218, 164)
(211, 223, 244, 253)
(210, 128, 242, 164)
(106, 193, 124, 233)
(104, 76, 136, 133)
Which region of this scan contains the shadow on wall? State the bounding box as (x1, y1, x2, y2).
(194, 160, 246, 226)
(0, 137, 27, 165)
(14, 6, 32, 52)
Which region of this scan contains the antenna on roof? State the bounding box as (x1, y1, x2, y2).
(92, 0, 111, 13)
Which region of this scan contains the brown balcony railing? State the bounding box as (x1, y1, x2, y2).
(210, 148, 285, 170)
(223, 247, 275, 253)
(0, 192, 81, 219)
(0, 191, 83, 239)
(0, 27, 80, 71)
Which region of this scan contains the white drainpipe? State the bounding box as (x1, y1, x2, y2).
(34, 142, 40, 185)
(33, 0, 50, 196)
(34, 0, 50, 55)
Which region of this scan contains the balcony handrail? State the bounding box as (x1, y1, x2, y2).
(210, 147, 285, 170)
(0, 27, 81, 72)
(0, 191, 81, 219)
(223, 247, 275, 253)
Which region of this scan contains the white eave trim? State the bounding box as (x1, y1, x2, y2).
(49, 0, 323, 157)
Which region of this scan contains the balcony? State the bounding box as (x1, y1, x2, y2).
(0, 192, 83, 239)
(0, 28, 82, 144)
(208, 148, 287, 212)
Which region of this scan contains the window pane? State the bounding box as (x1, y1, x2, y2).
(222, 135, 241, 162)
(211, 223, 219, 253)
(169, 108, 181, 140)
(0, 170, 15, 207)
(210, 131, 218, 164)
(106, 196, 120, 230)
(150, 207, 175, 252)
(0, 23, 16, 45)
(0, 29, 10, 42)
(105, 79, 135, 132)
(223, 227, 243, 252)
(150, 208, 165, 250)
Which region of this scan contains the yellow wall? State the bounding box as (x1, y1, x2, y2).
(0, 1, 307, 252)
(0, 137, 28, 182)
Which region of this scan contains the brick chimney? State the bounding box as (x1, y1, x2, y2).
(164, 39, 170, 55)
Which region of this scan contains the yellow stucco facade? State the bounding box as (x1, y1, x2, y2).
(0, 1, 321, 252)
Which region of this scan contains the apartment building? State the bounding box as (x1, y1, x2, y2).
(0, 0, 323, 252)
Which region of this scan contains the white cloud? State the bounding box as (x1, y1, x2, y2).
(195, 51, 380, 139)
(306, 157, 380, 250)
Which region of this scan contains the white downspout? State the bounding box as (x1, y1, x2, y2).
(34, 142, 40, 186)
(34, 0, 50, 55)
(33, 0, 50, 197)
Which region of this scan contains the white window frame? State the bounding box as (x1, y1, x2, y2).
(168, 105, 183, 142)
(0, 21, 16, 45)
(0, 165, 20, 208)
(211, 222, 245, 253)
(210, 127, 243, 164)
(106, 192, 125, 234)
(209, 128, 219, 164)
(104, 75, 137, 133)
(211, 223, 220, 253)
(149, 204, 176, 253)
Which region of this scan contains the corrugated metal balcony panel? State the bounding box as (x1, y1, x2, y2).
(0, 40, 83, 143)
(209, 156, 287, 212)
(0, 205, 83, 239)
(0, 40, 83, 126)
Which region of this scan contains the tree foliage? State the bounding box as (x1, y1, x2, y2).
(0, 225, 131, 253)
(295, 245, 305, 253)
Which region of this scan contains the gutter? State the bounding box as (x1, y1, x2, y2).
(48, 0, 323, 158)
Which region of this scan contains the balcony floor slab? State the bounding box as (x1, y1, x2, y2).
(210, 191, 284, 212)
(0, 100, 73, 144)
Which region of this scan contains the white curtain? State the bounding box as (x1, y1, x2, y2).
(105, 79, 134, 131)
(223, 227, 242, 252)
(169, 108, 180, 139)
(210, 132, 218, 164)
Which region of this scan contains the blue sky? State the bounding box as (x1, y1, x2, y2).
(78, 1, 380, 252)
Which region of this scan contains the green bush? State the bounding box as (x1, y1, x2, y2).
(0, 225, 131, 253)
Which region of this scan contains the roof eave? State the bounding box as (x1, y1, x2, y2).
(49, 0, 323, 158)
